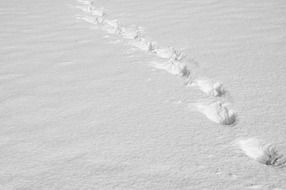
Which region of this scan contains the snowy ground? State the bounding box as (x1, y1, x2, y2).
(1, 0, 286, 189)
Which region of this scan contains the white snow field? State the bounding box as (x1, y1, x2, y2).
(1, 0, 286, 189)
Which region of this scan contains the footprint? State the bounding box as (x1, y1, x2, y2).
(77, 15, 103, 25)
(192, 101, 236, 125)
(119, 26, 141, 39)
(103, 19, 121, 34)
(187, 78, 225, 97)
(150, 60, 190, 77)
(236, 138, 286, 167)
(129, 38, 156, 52)
(153, 46, 185, 61)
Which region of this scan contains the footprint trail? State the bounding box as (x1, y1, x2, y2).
(74, 0, 236, 128)
(73, 0, 286, 168)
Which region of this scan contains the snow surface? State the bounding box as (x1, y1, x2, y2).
(1, 0, 286, 189)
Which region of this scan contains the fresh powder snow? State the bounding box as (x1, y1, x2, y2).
(1, 0, 286, 189)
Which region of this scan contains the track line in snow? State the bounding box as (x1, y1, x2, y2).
(72, 0, 286, 169)
(74, 0, 236, 124)
(74, 1, 232, 99)
(74, 2, 193, 78)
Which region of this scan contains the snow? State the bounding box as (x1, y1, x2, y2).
(188, 78, 225, 97)
(237, 138, 286, 166)
(194, 101, 236, 125)
(1, 0, 286, 189)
